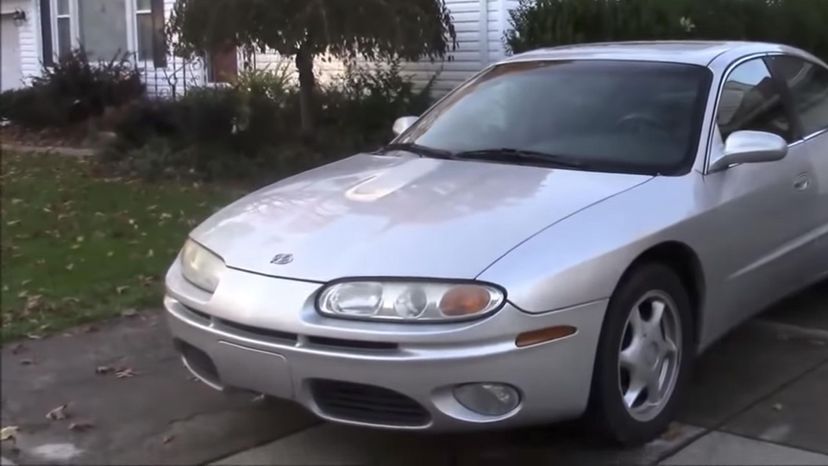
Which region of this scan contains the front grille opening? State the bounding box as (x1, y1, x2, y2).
(174, 339, 219, 382)
(310, 379, 430, 427)
(214, 318, 298, 344)
(306, 336, 398, 351)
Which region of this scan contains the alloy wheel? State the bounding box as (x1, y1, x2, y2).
(617, 290, 682, 422)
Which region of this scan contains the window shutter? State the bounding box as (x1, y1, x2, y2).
(40, 0, 54, 66)
(150, 0, 167, 68)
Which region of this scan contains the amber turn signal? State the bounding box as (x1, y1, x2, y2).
(515, 326, 577, 348)
(439, 285, 493, 316)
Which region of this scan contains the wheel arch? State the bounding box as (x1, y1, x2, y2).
(615, 241, 706, 347)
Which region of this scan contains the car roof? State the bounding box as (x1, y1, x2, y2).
(501, 41, 812, 67)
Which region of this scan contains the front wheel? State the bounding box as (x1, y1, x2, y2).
(587, 263, 695, 445)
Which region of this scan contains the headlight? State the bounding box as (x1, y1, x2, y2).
(316, 280, 505, 322)
(180, 239, 226, 293)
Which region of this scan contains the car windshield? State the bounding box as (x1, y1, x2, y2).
(397, 60, 712, 175)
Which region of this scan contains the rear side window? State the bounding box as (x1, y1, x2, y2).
(769, 55, 828, 136)
(717, 58, 793, 142)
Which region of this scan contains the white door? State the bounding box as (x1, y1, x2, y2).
(1, 16, 23, 91)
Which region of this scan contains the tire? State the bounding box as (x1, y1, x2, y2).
(586, 262, 695, 445)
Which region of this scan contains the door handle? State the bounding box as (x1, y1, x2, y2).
(793, 174, 811, 191)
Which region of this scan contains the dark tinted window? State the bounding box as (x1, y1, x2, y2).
(769, 56, 828, 135)
(717, 59, 793, 142)
(398, 60, 711, 175)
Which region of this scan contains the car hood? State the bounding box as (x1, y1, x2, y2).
(192, 153, 651, 282)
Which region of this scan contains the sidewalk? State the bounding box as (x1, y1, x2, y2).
(1, 285, 826, 465)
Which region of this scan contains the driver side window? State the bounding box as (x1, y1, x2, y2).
(717, 59, 793, 142)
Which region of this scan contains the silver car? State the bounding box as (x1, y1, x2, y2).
(165, 41, 828, 444)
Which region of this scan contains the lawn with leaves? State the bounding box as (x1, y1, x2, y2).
(1, 152, 244, 342)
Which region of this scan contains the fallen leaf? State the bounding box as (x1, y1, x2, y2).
(68, 421, 94, 432)
(20, 279, 31, 287)
(107, 251, 114, 257)
(75, 236, 84, 243)
(0, 426, 19, 441)
(6, 220, 21, 226)
(26, 333, 42, 340)
(10, 198, 23, 205)
(46, 404, 70, 421)
(116, 286, 129, 295)
(66, 263, 75, 271)
(147, 249, 155, 258)
(95, 366, 114, 375)
(162, 434, 175, 444)
(772, 403, 783, 411)
(121, 308, 138, 318)
(115, 368, 137, 378)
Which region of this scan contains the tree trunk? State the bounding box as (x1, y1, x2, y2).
(295, 48, 316, 139)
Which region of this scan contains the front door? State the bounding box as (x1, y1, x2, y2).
(701, 57, 817, 337)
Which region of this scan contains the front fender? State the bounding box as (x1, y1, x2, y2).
(478, 175, 705, 313)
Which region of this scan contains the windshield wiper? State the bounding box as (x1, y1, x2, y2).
(454, 148, 586, 169)
(378, 143, 456, 160)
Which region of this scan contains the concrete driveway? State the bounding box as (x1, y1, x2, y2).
(2, 283, 826, 465)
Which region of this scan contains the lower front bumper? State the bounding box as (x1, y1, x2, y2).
(165, 296, 608, 432)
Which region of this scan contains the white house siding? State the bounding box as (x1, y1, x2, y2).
(1, 0, 40, 88)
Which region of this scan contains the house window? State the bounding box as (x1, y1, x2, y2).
(207, 45, 238, 84)
(56, 0, 72, 57)
(134, 0, 152, 61)
(46, 0, 166, 67)
(78, 0, 128, 61)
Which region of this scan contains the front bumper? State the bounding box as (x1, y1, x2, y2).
(165, 264, 608, 431)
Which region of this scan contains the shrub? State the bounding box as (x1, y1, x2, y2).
(321, 58, 437, 148)
(102, 60, 438, 182)
(0, 49, 145, 128)
(506, 0, 828, 61)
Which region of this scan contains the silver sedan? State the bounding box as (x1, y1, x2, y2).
(164, 41, 828, 444)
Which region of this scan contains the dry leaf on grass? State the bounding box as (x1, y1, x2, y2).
(115, 368, 137, 378)
(115, 286, 129, 295)
(68, 421, 94, 432)
(0, 426, 19, 441)
(46, 404, 70, 421)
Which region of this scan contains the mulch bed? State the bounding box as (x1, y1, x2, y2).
(0, 123, 96, 149)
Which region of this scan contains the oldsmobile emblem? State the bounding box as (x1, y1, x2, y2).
(270, 253, 294, 265)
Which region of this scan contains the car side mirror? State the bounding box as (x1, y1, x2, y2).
(709, 130, 788, 173)
(392, 116, 419, 137)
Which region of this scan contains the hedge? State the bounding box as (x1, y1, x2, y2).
(506, 0, 828, 62)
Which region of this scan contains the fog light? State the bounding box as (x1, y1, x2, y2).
(453, 383, 520, 416)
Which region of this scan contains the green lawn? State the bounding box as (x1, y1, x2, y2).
(1, 152, 244, 342)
